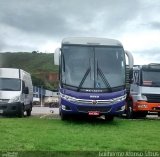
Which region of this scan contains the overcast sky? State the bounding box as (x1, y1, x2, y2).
(0, 0, 160, 64)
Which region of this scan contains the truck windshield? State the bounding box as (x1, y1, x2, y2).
(142, 70, 160, 87)
(0, 78, 21, 91)
(62, 45, 125, 91)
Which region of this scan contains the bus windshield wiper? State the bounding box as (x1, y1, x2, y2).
(77, 67, 91, 91)
(97, 61, 112, 92)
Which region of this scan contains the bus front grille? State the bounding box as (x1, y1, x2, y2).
(77, 106, 111, 113)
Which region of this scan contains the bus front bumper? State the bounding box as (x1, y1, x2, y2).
(60, 100, 126, 116)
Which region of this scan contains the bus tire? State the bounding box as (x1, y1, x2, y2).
(60, 111, 67, 121)
(105, 115, 114, 121)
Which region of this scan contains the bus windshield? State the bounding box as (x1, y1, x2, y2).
(142, 70, 160, 87)
(61, 45, 125, 91)
(0, 78, 21, 91)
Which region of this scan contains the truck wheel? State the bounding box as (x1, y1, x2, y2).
(135, 112, 147, 118)
(105, 115, 114, 121)
(126, 100, 134, 119)
(26, 109, 32, 116)
(18, 105, 24, 118)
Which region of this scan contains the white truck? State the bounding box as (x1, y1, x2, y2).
(0, 68, 33, 117)
(126, 64, 160, 118)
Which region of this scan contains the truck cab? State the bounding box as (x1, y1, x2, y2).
(126, 64, 160, 118)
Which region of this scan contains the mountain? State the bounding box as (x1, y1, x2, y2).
(0, 52, 59, 90)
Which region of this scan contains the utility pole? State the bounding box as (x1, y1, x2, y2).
(41, 86, 43, 107)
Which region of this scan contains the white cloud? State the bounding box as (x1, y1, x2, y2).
(0, 0, 160, 65)
(121, 29, 160, 52)
(39, 41, 60, 53)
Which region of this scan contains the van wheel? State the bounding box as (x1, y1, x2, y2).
(26, 109, 32, 116)
(18, 105, 24, 118)
(126, 100, 133, 119)
(105, 115, 114, 121)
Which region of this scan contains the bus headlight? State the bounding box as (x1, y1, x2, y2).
(62, 105, 66, 110)
(121, 105, 125, 111)
(61, 94, 76, 102)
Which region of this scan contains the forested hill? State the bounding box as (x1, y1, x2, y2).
(0, 52, 59, 90)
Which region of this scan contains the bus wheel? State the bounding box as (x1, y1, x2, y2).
(60, 111, 67, 121)
(105, 115, 114, 121)
(126, 100, 133, 119)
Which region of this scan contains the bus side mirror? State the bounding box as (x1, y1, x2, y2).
(54, 48, 61, 65)
(125, 50, 134, 69)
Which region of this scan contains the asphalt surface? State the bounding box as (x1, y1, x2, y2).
(31, 107, 159, 119)
(0, 107, 159, 119)
(32, 107, 59, 115)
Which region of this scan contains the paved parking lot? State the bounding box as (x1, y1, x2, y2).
(31, 107, 159, 119)
(0, 106, 159, 119)
(32, 107, 59, 115)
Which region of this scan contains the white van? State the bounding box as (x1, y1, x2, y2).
(0, 68, 33, 117)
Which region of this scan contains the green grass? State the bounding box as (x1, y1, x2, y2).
(0, 117, 159, 153)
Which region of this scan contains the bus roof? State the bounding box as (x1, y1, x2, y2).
(62, 37, 123, 46)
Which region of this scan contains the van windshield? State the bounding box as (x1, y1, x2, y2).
(0, 78, 21, 91)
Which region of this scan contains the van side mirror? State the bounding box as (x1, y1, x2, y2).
(23, 87, 29, 94)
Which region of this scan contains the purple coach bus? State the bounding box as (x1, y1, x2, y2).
(54, 37, 133, 121)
